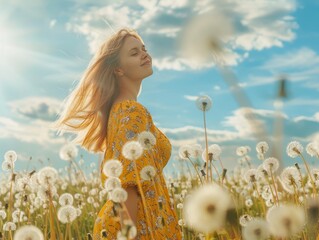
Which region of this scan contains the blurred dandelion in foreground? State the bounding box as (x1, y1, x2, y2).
(13, 225, 44, 240)
(239, 214, 253, 227)
(242, 218, 270, 240)
(266, 204, 305, 238)
(179, 9, 234, 65)
(122, 141, 143, 161)
(183, 183, 233, 233)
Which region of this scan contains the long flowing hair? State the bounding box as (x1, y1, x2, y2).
(52, 28, 143, 153)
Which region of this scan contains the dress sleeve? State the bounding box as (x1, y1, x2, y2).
(104, 102, 154, 194)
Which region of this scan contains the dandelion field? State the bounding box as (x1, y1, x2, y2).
(1, 95, 319, 240)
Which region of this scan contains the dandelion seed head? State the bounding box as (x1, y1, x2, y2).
(2, 160, 14, 171)
(245, 198, 253, 208)
(179, 9, 233, 65)
(140, 165, 156, 181)
(59, 143, 78, 161)
(244, 169, 258, 183)
(57, 205, 77, 224)
(178, 145, 193, 160)
(59, 193, 74, 206)
(239, 214, 253, 227)
(4, 150, 18, 163)
(122, 141, 143, 161)
(102, 159, 123, 177)
(266, 204, 305, 238)
(13, 225, 44, 240)
(242, 218, 270, 240)
(236, 146, 249, 156)
(191, 144, 203, 158)
(286, 141, 303, 158)
(183, 183, 232, 233)
(256, 141, 269, 155)
(280, 167, 301, 190)
(263, 157, 279, 173)
(306, 142, 319, 157)
(0, 210, 6, 220)
(37, 167, 58, 186)
(3, 221, 16, 231)
(196, 95, 212, 112)
(137, 131, 156, 150)
(202, 144, 222, 162)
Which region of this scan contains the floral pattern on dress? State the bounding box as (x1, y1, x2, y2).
(93, 100, 182, 240)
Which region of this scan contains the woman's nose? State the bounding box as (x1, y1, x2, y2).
(141, 51, 149, 59)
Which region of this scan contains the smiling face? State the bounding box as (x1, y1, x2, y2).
(116, 36, 153, 81)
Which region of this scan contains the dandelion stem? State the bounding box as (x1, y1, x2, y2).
(299, 153, 317, 195)
(132, 161, 155, 240)
(187, 157, 203, 185)
(270, 171, 280, 204)
(202, 110, 210, 183)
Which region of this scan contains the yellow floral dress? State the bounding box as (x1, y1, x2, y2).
(93, 100, 182, 240)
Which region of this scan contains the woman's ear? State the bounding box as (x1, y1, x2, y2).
(114, 68, 124, 77)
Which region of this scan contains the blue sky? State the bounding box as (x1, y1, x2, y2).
(1, 0, 319, 177)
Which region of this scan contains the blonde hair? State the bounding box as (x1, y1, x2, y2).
(52, 28, 143, 153)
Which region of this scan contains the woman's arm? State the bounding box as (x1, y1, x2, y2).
(124, 186, 139, 226)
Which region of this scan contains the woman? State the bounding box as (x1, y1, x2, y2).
(54, 28, 182, 240)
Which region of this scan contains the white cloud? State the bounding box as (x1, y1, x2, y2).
(0, 116, 65, 147)
(8, 97, 63, 121)
(50, 19, 57, 28)
(262, 47, 319, 70)
(184, 95, 198, 101)
(243, 47, 319, 89)
(65, 0, 298, 70)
